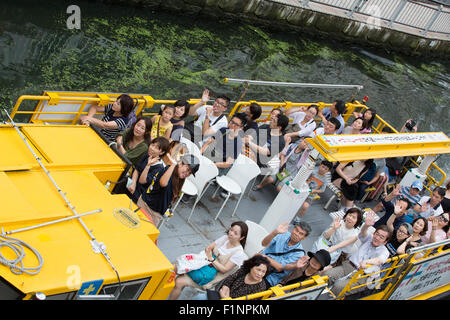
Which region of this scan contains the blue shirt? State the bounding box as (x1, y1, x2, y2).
(262, 232, 305, 286)
(321, 107, 345, 134)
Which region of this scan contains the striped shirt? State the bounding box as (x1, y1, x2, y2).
(397, 186, 421, 207)
(101, 104, 128, 142)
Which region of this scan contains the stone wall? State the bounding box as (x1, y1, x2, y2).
(98, 0, 450, 57)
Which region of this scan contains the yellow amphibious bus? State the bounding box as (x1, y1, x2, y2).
(1, 82, 449, 300)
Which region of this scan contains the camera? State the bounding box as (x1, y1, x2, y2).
(405, 120, 416, 131)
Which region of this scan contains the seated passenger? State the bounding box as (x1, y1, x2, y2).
(353, 108, 376, 134)
(260, 107, 283, 126)
(80, 94, 134, 142)
(170, 100, 190, 141)
(137, 153, 199, 228)
(412, 186, 445, 219)
(342, 117, 364, 135)
(279, 249, 331, 286)
(115, 117, 151, 167)
(331, 159, 373, 212)
(251, 138, 309, 192)
(200, 113, 247, 176)
(283, 105, 319, 143)
(421, 213, 449, 245)
(257, 221, 311, 287)
(396, 217, 428, 254)
(127, 137, 171, 203)
(150, 104, 174, 141)
(293, 160, 333, 223)
(373, 197, 411, 230)
(311, 208, 364, 266)
(441, 179, 450, 213)
(385, 213, 413, 257)
(192, 255, 271, 300)
(186, 89, 230, 145)
(243, 102, 262, 133)
(168, 221, 249, 300)
(311, 117, 341, 137)
(245, 114, 289, 171)
(322, 211, 391, 297)
(317, 100, 346, 134)
(372, 180, 422, 216)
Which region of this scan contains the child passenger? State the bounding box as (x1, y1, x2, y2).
(150, 104, 175, 140)
(292, 160, 333, 224)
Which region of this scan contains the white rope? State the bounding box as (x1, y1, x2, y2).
(0, 230, 43, 275)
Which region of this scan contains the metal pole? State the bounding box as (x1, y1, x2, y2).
(2, 209, 102, 236)
(346, 0, 365, 18)
(421, 4, 443, 36)
(224, 78, 363, 90)
(388, 0, 408, 28)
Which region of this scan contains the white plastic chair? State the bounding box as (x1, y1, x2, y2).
(212, 154, 261, 220)
(244, 220, 269, 257)
(187, 156, 219, 223)
(180, 136, 201, 158)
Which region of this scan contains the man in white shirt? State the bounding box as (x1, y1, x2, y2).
(322, 211, 391, 297)
(188, 89, 230, 146)
(311, 117, 341, 137)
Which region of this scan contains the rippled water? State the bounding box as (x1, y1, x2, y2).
(1, 0, 449, 174)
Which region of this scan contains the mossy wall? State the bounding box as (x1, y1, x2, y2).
(98, 0, 450, 57)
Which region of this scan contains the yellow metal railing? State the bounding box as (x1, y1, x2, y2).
(223, 275, 329, 300)
(10, 92, 447, 190)
(335, 240, 450, 300)
(10, 91, 201, 125)
(227, 240, 450, 301)
(230, 100, 446, 190)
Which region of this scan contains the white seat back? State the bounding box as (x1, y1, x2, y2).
(227, 154, 261, 191)
(244, 220, 269, 257)
(190, 155, 218, 195)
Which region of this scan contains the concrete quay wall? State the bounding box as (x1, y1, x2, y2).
(100, 0, 450, 57)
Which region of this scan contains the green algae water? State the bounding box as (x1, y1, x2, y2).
(1, 0, 449, 173)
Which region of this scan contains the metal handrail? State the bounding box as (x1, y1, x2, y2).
(301, 0, 450, 36)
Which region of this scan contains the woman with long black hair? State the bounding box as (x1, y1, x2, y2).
(137, 153, 199, 227)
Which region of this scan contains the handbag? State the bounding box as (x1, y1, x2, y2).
(206, 289, 221, 300)
(175, 250, 210, 274)
(276, 168, 290, 181)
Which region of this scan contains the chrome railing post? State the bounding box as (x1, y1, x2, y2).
(421, 4, 443, 36)
(346, 0, 366, 18)
(388, 0, 408, 27)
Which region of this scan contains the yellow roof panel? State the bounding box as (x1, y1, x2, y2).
(0, 126, 37, 169)
(21, 125, 125, 167)
(0, 170, 168, 295)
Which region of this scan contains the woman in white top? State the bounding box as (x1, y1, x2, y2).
(312, 208, 363, 266)
(168, 221, 248, 300)
(283, 105, 319, 143)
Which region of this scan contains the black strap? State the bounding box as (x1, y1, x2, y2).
(265, 248, 305, 256)
(211, 113, 225, 126)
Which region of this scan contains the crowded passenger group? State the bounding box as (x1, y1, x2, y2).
(80, 90, 450, 300)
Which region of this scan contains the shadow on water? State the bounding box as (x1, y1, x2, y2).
(0, 0, 449, 172)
